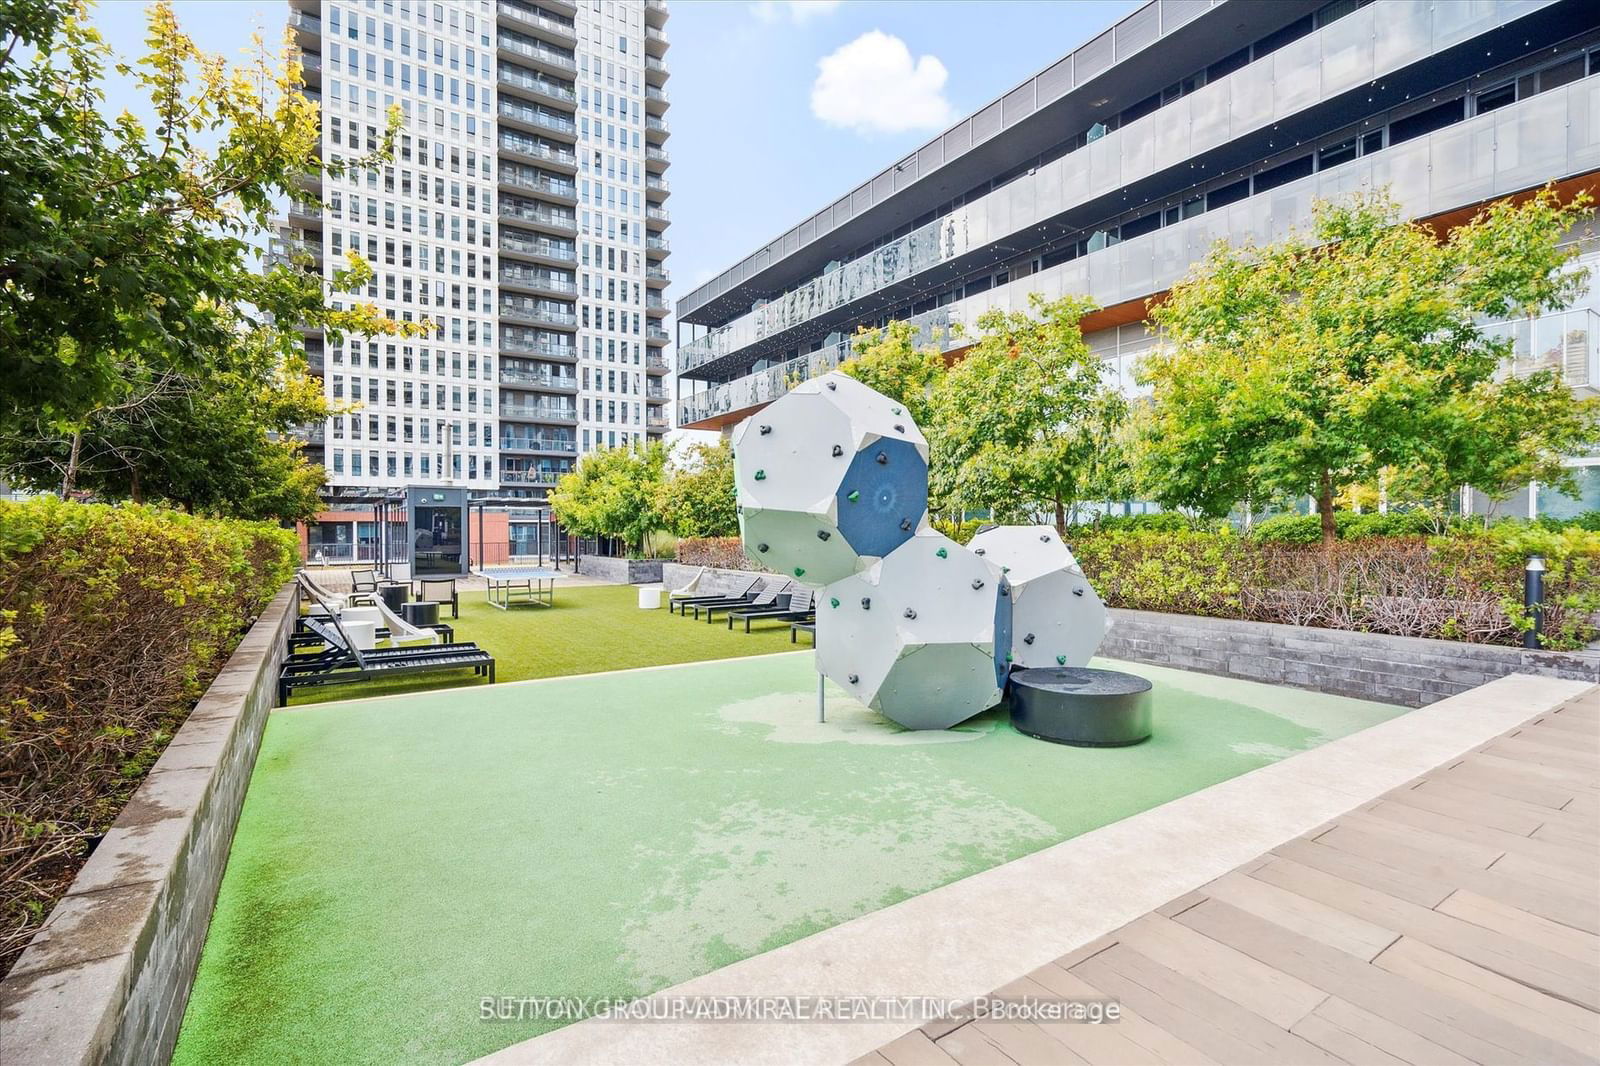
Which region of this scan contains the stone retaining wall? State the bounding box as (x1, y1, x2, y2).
(662, 564, 1600, 707)
(0, 582, 300, 1066)
(579, 555, 663, 584)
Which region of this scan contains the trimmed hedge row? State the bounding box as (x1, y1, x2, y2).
(0, 497, 297, 975)
(675, 536, 763, 572)
(1072, 527, 1600, 649)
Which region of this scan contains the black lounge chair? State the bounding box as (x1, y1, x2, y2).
(699, 580, 789, 624)
(670, 575, 758, 615)
(278, 615, 496, 705)
(729, 588, 815, 633)
(790, 621, 815, 644)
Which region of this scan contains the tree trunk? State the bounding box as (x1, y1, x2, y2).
(1317, 469, 1337, 545)
(1054, 496, 1066, 536)
(61, 432, 81, 497)
(129, 464, 143, 505)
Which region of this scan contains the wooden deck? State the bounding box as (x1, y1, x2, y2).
(863, 689, 1600, 1066)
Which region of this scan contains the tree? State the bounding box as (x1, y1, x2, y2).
(0, 1, 423, 514)
(1140, 188, 1595, 543)
(838, 321, 947, 429)
(548, 441, 669, 556)
(929, 293, 1126, 532)
(656, 439, 737, 538)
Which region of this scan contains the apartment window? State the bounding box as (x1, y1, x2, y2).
(1253, 154, 1313, 194)
(1388, 98, 1463, 146)
(1206, 178, 1249, 211)
(1475, 81, 1517, 116)
(1317, 137, 1358, 170)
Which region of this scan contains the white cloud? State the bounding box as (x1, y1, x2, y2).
(751, 0, 842, 24)
(810, 30, 954, 136)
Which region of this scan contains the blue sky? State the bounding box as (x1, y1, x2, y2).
(86, 0, 1140, 301)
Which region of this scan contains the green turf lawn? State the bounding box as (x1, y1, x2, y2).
(289, 583, 806, 704)
(176, 652, 1405, 1065)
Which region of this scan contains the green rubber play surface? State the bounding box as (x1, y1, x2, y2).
(174, 652, 1404, 1065)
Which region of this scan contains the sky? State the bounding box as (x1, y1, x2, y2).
(86, 0, 1141, 305)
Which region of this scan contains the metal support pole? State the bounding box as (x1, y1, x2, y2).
(1524, 555, 1546, 650)
(817, 672, 826, 724)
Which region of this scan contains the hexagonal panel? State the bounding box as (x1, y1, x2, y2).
(732, 371, 930, 587)
(969, 524, 1110, 670)
(815, 530, 1005, 729)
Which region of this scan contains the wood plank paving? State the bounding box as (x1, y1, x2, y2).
(864, 689, 1600, 1066)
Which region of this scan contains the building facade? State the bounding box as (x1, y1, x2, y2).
(676, 0, 1600, 517)
(279, 0, 671, 556)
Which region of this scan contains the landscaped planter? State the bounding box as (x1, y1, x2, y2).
(579, 555, 663, 584)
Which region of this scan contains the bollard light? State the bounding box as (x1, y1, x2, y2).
(1524, 555, 1546, 650)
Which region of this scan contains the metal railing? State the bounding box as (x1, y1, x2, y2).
(496, 1, 576, 40)
(500, 332, 577, 359)
(499, 301, 578, 328)
(499, 198, 578, 231)
(498, 101, 576, 137)
(499, 264, 577, 293)
(501, 367, 579, 389)
(498, 31, 576, 71)
(500, 231, 577, 261)
(497, 65, 578, 104)
(500, 436, 578, 452)
(498, 166, 577, 198)
(501, 403, 579, 422)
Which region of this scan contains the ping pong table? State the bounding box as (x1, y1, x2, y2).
(474, 566, 561, 609)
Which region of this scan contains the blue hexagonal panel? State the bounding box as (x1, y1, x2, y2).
(833, 438, 928, 560)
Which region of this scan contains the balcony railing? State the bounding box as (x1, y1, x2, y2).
(646, 327, 669, 343)
(499, 264, 577, 294)
(645, 386, 668, 401)
(500, 436, 578, 453)
(498, 101, 576, 137)
(645, 236, 669, 253)
(645, 355, 668, 372)
(288, 198, 322, 219)
(497, 65, 578, 104)
(646, 416, 669, 430)
(646, 297, 668, 312)
(645, 146, 669, 165)
(300, 52, 322, 74)
(500, 332, 577, 359)
(645, 86, 668, 105)
(646, 176, 669, 194)
(498, 31, 576, 72)
(646, 206, 670, 223)
(497, 1, 577, 40)
(498, 166, 577, 198)
(501, 367, 579, 389)
(499, 198, 577, 231)
(501, 403, 579, 422)
(645, 116, 669, 136)
(288, 10, 321, 34)
(645, 266, 669, 283)
(500, 231, 577, 261)
(499, 301, 577, 328)
(679, 341, 850, 426)
(645, 56, 668, 75)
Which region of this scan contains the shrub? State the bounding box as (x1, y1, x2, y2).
(932, 518, 987, 544)
(1067, 527, 1599, 650)
(1249, 510, 1451, 543)
(0, 497, 296, 975)
(674, 536, 764, 571)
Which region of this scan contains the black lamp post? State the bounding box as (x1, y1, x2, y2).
(1524, 555, 1546, 650)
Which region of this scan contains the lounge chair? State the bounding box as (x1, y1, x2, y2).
(699, 580, 789, 624)
(296, 571, 376, 616)
(414, 577, 460, 619)
(370, 595, 442, 647)
(666, 566, 707, 611)
(351, 568, 379, 593)
(278, 614, 495, 705)
(672, 575, 758, 616)
(729, 588, 815, 633)
(790, 621, 815, 644)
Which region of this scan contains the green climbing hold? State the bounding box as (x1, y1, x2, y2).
(1056, 654, 1067, 665)
(754, 469, 766, 481)
(1005, 653, 1013, 663)
(794, 567, 806, 577)
(1002, 565, 1010, 573)
(891, 406, 902, 415)
(847, 490, 860, 502)
(935, 547, 947, 558)
(829, 597, 840, 608)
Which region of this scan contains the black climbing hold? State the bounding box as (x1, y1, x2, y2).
(899, 518, 912, 531)
(875, 451, 887, 465)
(904, 608, 917, 620)
(974, 547, 986, 556)
(1039, 533, 1051, 542)
(861, 597, 871, 610)
(826, 381, 837, 391)
(1073, 588, 1084, 597)
(971, 579, 984, 590)
(848, 673, 858, 683)
(1000, 586, 1010, 597)
(759, 424, 772, 435)
(757, 543, 769, 552)
(816, 530, 831, 541)
(831, 444, 844, 457)
(1024, 633, 1036, 645)
(893, 423, 905, 433)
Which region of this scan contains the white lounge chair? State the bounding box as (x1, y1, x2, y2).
(667, 566, 707, 609)
(370, 594, 441, 647)
(297, 571, 376, 616)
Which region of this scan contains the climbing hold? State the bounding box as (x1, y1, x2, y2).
(829, 597, 840, 608)
(757, 543, 769, 553)
(1073, 588, 1084, 597)
(754, 469, 766, 481)
(904, 608, 917, 619)
(816, 529, 831, 541)
(971, 579, 984, 590)
(935, 547, 948, 559)
(848, 673, 858, 683)
(831, 444, 844, 457)
(1039, 533, 1051, 542)
(861, 597, 871, 610)
(1056, 654, 1067, 665)
(1002, 565, 1011, 573)
(847, 490, 860, 502)
(893, 423, 905, 433)
(826, 381, 837, 390)
(891, 406, 902, 415)
(759, 424, 772, 435)
(1023, 633, 1035, 645)
(900, 518, 912, 531)
(875, 451, 888, 465)
(794, 567, 806, 577)
(1005, 652, 1013, 663)
(1000, 586, 1010, 597)
(974, 547, 986, 556)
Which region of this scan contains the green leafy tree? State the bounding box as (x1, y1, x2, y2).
(838, 321, 947, 429)
(548, 441, 669, 556)
(0, 0, 423, 513)
(1140, 188, 1595, 543)
(930, 293, 1127, 531)
(657, 440, 737, 538)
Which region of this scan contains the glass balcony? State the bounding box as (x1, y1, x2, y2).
(645, 266, 669, 284)
(645, 236, 669, 254)
(499, 299, 577, 328)
(645, 85, 669, 106)
(500, 436, 578, 453)
(501, 366, 579, 390)
(498, 100, 577, 138)
(501, 402, 579, 423)
(497, 1, 577, 41)
(498, 196, 577, 232)
(498, 29, 576, 72)
(499, 263, 577, 294)
(646, 176, 670, 194)
(498, 165, 577, 199)
(645, 354, 669, 373)
(288, 10, 321, 34)
(497, 64, 578, 105)
(500, 469, 566, 486)
(500, 230, 577, 262)
(500, 328, 577, 359)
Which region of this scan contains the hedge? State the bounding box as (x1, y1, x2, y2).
(0, 497, 297, 975)
(1072, 527, 1600, 649)
(675, 536, 763, 571)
